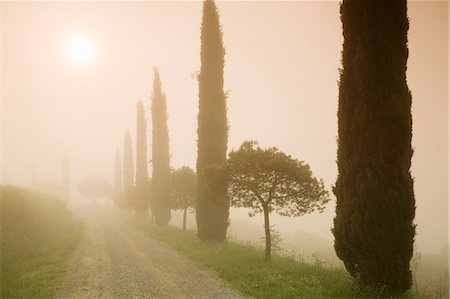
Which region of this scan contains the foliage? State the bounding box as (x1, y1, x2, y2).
(123, 130, 134, 192)
(222, 141, 329, 261)
(333, 1, 415, 295)
(1, 186, 82, 298)
(171, 166, 197, 230)
(135, 100, 149, 217)
(196, 0, 229, 242)
(151, 68, 171, 225)
(171, 166, 197, 210)
(77, 174, 112, 200)
(227, 141, 329, 216)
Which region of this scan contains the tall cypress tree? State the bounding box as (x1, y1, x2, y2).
(114, 147, 122, 195)
(151, 68, 171, 226)
(62, 156, 70, 202)
(31, 161, 37, 188)
(135, 100, 149, 218)
(113, 147, 123, 207)
(196, 0, 229, 241)
(333, 0, 415, 294)
(123, 130, 134, 193)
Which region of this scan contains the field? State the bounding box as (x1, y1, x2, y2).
(0, 186, 82, 298)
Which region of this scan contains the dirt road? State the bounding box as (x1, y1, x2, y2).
(56, 208, 243, 299)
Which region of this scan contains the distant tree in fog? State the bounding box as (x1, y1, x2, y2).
(216, 141, 329, 262)
(196, 0, 229, 242)
(151, 68, 171, 225)
(62, 156, 70, 202)
(114, 148, 122, 194)
(332, 0, 415, 294)
(31, 161, 37, 188)
(113, 148, 125, 208)
(77, 174, 112, 203)
(123, 130, 134, 193)
(134, 100, 150, 218)
(171, 166, 196, 231)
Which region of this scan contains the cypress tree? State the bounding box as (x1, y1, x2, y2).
(31, 161, 37, 188)
(114, 147, 122, 195)
(196, 0, 229, 241)
(123, 130, 134, 193)
(135, 100, 149, 218)
(62, 156, 70, 202)
(333, 0, 415, 294)
(151, 68, 171, 226)
(113, 147, 123, 208)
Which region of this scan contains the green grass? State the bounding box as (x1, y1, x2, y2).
(1, 185, 82, 298)
(127, 215, 417, 299)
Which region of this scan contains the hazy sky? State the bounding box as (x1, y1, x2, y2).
(2, 1, 448, 254)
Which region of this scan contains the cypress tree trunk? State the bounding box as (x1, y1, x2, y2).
(136, 100, 149, 218)
(123, 130, 134, 193)
(151, 68, 171, 226)
(196, 0, 229, 242)
(333, 0, 415, 294)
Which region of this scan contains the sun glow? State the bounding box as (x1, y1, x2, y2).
(66, 35, 95, 66)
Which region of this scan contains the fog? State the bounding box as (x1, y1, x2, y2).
(2, 1, 448, 256)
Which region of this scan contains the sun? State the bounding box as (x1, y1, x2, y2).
(66, 35, 95, 66)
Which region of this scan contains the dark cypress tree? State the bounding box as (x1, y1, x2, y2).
(196, 0, 229, 241)
(151, 68, 171, 226)
(123, 130, 134, 193)
(135, 100, 149, 218)
(333, 0, 415, 294)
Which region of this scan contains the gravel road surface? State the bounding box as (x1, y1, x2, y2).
(56, 208, 243, 299)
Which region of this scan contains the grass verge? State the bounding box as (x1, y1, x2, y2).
(126, 215, 417, 299)
(1, 185, 82, 298)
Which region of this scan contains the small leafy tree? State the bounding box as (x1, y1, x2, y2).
(171, 166, 197, 231)
(224, 141, 330, 261)
(77, 174, 113, 204)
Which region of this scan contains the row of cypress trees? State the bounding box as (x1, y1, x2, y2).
(114, 69, 171, 223)
(113, 0, 229, 238)
(195, 0, 416, 294)
(114, 0, 415, 295)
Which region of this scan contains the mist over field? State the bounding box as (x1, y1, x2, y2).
(1, 1, 448, 298)
(3, 0, 447, 254)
